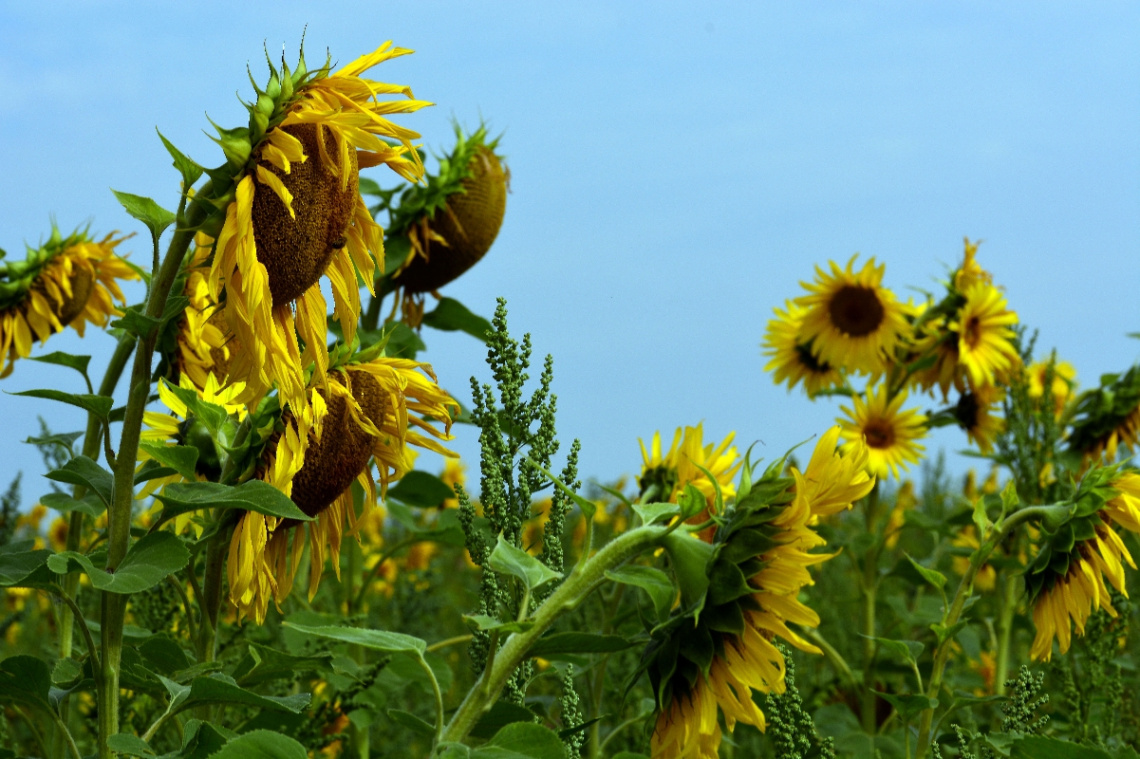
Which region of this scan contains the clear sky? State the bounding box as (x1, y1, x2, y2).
(1, 2, 1138, 505)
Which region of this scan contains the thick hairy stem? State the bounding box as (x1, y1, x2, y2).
(97, 195, 207, 759)
(915, 505, 1057, 759)
(197, 528, 229, 664)
(994, 570, 1019, 697)
(861, 484, 882, 735)
(439, 524, 668, 746)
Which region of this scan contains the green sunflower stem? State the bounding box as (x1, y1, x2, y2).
(860, 483, 882, 735)
(96, 191, 207, 759)
(914, 504, 1057, 759)
(197, 528, 230, 664)
(439, 523, 669, 748)
(994, 569, 1019, 697)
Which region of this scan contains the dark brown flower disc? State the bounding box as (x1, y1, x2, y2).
(252, 123, 360, 306)
(828, 285, 884, 337)
(288, 369, 388, 519)
(394, 146, 508, 294)
(42, 266, 94, 327)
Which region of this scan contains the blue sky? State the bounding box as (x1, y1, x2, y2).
(1, 2, 1137, 506)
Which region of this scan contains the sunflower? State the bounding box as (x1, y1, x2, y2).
(762, 300, 844, 396)
(884, 480, 917, 550)
(205, 42, 430, 424)
(385, 126, 510, 326)
(173, 233, 238, 392)
(795, 255, 911, 376)
(950, 525, 996, 592)
(950, 282, 1019, 390)
(638, 425, 742, 537)
(953, 237, 992, 293)
(794, 425, 874, 518)
(646, 435, 853, 756)
(1027, 359, 1076, 418)
(228, 355, 457, 623)
(1068, 364, 1140, 464)
(1026, 469, 1140, 660)
(908, 317, 964, 401)
(954, 384, 1005, 454)
(838, 384, 927, 479)
(0, 227, 137, 377)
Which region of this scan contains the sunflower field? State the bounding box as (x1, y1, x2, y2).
(1, 34, 1139, 759)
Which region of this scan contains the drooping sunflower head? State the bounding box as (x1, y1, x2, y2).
(954, 384, 1005, 455)
(762, 300, 844, 396)
(793, 425, 875, 519)
(0, 226, 137, 377)
(228, 352, 457, 623)
(795, 255, 912, 376)
(203, 42, 431, 419)
(645, 451, 841, 754)
(383, 126, 510, 324)
(950, 282, 1020, 390)
(838, 384, 928, 479)
(1068, 363, 1140, 465)
(908, 316, 965, 401)
(1025, 466, 1140, 660)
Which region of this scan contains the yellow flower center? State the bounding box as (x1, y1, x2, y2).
(827, 285, 884, 337)
(252, 123, 359, 306)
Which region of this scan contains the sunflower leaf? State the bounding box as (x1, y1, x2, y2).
(473, 722, 568, 759)
(45, 455, 114, 506)
(422, 297, 493, 343)
(0, 548, 51, 587)
(487, 533, 562, 592)
(41, 491, 104, 518)
(110, 306, 160, 341)
(13, 389, 112, 422)
(111, 189, 176, 242)
(27, 352, 91, 381)
(605, 565, 674, 619)
(151, 480, 311, 524)
(0, 655, 54, 712)
(387, 470, 455, 507)
(904, 552, 947, 591)
(138, 442, 199, 483)
(282, 622, 427, 655)
(156, 129, 204, 190)
(46, 532, 189, 594)
(527, 632, 634, 658)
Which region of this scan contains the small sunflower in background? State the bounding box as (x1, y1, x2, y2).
(1025, 467, 1140, 660)
(950, 281, 1020, 390)
(954, 384, 1005, 454)
(1068, 363, 1140, 465)
(199, 42, 430, 422)
(1027, 358, 1076, 418)
(638, 424, 741, 539)
(378, 125, 510, 326)
(795, 255, 911, 376)
(227, 351, 457, 624)
(838, 384, 927, 479)
(0, 226, 137, 376)
(761, 300, 844, 396)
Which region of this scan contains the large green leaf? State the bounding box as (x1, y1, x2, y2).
(47, 532, 189, 593)
(45, 455, 114, 506)
(0, 548, 51, 586)
(387, 470, 456, 507)
(0, 656, 54, 712)
(106, 734, 155, 758)
(201, 730, 308, 759)
(283, 622, 426, 655)
(487, 534, 561, 591)
(41, 491, 105, 518)
(112, 189, 176, 242)
(13, 389, 112, 420)
(162, 674, 309, 717)
(1009, 736, 1118, 759)
(156, 129, 204, 189)
(28, 351, 91, 379)
(421, 297, 493, 342)
(469, 701, 541, 740)
(231, 643, 334, 687)
(138, 442, 199, 482)
(471, 722, 567, 759)
(153, 480, 311, 523)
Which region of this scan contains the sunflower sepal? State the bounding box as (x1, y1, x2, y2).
(660, 529, 715, 609)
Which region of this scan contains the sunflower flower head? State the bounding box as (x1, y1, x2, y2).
(795, 255, 911, 376)
(201, 42, 430, 422)
(1068, 364, 1140, 465)
(838, 384, 927, 479)
(953, 237, 993, 293)
(1025, 465, 1140, 660)
(384, 125, 510, 326)
(228, 350, 457, 623)
(645, 445, 845, 756)
(792, 425, 875, 519)
(950, 282, 1020, 390)
(762, 300, 844, 396)
(638, 425, 742, 537)
(954, 384, 1005, 454)
(0, 226, 137, 377)
(1027, 358, 1076, 419)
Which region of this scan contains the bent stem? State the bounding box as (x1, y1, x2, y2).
(914, 504, 1058, 759)
(439, 523, 669, 747)
(97, 193, 207, 759)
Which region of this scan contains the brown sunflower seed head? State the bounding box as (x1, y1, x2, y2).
(288, 368, 387, 519)
(395, 145, 508, 293)
(252, 122, 359, 306)
(38, 265, 94, 327)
